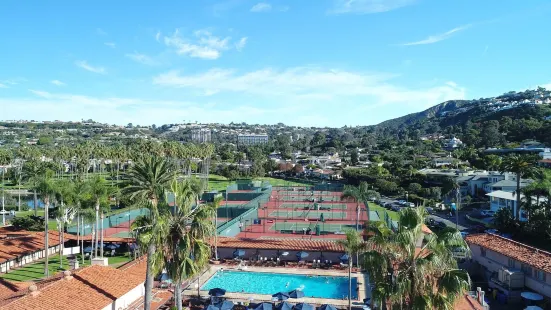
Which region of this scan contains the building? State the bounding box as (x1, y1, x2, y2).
(466, 233, 551, 304)
(432, 157, 459, 167)
(237, 134, 268, 146)
(191, 128, 212, 143)
(443, 136, 464, 150)
(0, 230, 64, 273)
(486, 190, 539, 221)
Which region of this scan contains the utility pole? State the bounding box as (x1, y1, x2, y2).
(455, 189, 461, 230)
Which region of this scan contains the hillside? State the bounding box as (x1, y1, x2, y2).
(376, 100, 472, 129)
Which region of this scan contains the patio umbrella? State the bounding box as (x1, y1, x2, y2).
(253, 302, 273, 310)
(288, 289, 305, 299)
(83, 246, 93, 253)
(233, 249, 246, 258)
(104, 244, 117, 250)
(294, 303, 314, 310)
(339, 254, 349, 263)
(205, 305, 220, 310)
(296, 251, 309, 260)
(521, 292, 544, 301)
(318, 305, 337, 310)
(272, 292, 290, 301)
(276, 301, 293, 310)
(208, 288, 227, 297)
(217, 300, 234, 310)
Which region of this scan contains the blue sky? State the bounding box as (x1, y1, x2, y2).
(1, 0, 551, 127)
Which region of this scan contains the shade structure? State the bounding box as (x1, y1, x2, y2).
(217, 300, 234, 310)
(233, 249, 246, 258)
(288, 289, 305, 299)
(296, 251, 309, 260)
(525, 306, 543, 310)
(208, 288, 227, 297)
(521, 292, 544, 301)
(83, 246, 93, 253)
(294, 303, 314, 310)
(272, 292, 290, 301)
(205, 305, 220, 310)
(253, 302, 273, 310)
(318, 305, 337, 310)
(104, 244, 117, 250)
(276, 301, 293, 310)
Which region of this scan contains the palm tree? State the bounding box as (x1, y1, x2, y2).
(500, 154, 540, 220)
(123, 156, 176, 310)
(87, 176, 112, 258)
(36, 175, 56, 277)
(341, 182, 379, 232)
(363, 207, 471, 309)
(22, 160, 46, 217)
(53, 179, 76, 268)
(337, 230, 366, 310)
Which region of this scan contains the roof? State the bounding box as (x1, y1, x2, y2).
(0, 230, 65, 264)
(454, 294, 485, 310)
(491, 179, 532, 188)
(485, 190, 517, 200)
(465, 233, 551, 274)
(539, 159, 551, 164)
(215, 237, 345, 252)
(0, 260, 147, 310)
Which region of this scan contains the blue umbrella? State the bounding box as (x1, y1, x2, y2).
(208, 288, 227, 297)
(217, 300, 234, 310)
(83, 246, 93, 253)
(129, 243, 137, 250)
(205, 305, 220, 310)
(288, 289, 305, 299)
(318, 305, 337, 310)
(296, 251, 309, 260)
(104, 244, 117, 250)
(272, 292, 290, 301)
(233, 249, 246, 258)
(254, 303, 273, 310)
(294, 303, 314, 310)
(276, 301, 293, 310)
(339, 254, 349, 263)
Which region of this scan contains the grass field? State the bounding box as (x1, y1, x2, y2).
(368, 202, 399, 221)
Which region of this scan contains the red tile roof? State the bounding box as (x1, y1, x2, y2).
(466, 233, 551, 274)
(215, 237, 345, 252)
(0, 230, 65, 264)
(454, 294, 485, 310)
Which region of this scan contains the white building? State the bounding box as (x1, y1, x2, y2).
(486, 190, 540, 221)
(191, 128, 212, 143)
(237, 134, 269, 146)
(444, 137, 464, 149)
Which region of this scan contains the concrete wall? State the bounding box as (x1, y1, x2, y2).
(103, 283, 145, 310)
(0, 245, 61, 273)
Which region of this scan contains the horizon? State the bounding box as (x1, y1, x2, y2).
(1, 0, 551, 127)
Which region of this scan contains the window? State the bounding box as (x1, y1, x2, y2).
(480, 248, 486, 257)
(536, 270, 547, 282)
(521, 264, 533, 276)
(508, 258, 515, 268)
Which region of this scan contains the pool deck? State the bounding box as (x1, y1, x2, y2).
(184, 265, 370, 308)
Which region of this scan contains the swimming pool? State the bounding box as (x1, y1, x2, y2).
(201, 271, 357, 300)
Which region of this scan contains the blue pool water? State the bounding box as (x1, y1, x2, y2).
(201, 271, 357, 299)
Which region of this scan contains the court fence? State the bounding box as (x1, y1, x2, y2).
(67, 208, 149, 236)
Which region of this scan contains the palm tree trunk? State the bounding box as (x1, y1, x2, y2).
(77, 213, 80, 262)
(348, 260, 352, 310)
(175, 280, 183, 310)
(355, 203, 360, 231)
(95, 203, 99, 258)
(100, 213, 104, 258)
(144, 243, 156, 310)
(59, 223, 63, 268)
(44, 198, 49, 277)
(516, 173, 521, 220)
(33, 189, 38, 217)
(81, 217, 85, 264)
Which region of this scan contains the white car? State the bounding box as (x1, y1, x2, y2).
(0, 210, 9, 215)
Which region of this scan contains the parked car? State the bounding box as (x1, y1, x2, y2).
(425, 207, 434, 214)
(398, 200, 407, 205)
(480, 210, 496, 217)
(391, 205, 401, 212)
(407, 202, 415, 208)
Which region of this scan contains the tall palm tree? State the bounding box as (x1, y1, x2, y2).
(337, 230, 366, 310)
(123, 156, 176, 310)
(87, 176, 112, 258)
(36, 175, 56, 277)
(500, 154, 540, 220)
(23, 160, 46, 217)
(341, 182, 379, 232)
(363, 207, 471, 309)
(53, 179, 76, 268)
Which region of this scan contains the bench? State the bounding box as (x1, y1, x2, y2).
(280, 229, 294, 234)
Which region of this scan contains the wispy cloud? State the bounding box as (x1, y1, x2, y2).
(155, 31, 161, 42)
(329, 0, 415, 14)
(125, 52, 159, 66)
(251, 2, 272, 12)
(50, 80, 66, 86)
(400, 24, 471, 46)
(164, 29, 244, 60)
(104, 42, 116, 48)
(96, 28, 107, 35)
(0, 78, 26, 88)
(235, 37, 248, 51)
(0, 83, 7, 88)
(75, 61, 106, 74)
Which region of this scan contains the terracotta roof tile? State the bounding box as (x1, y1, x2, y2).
(0, 230, 64, 264)
(74, 264, 144, 298)
(454, 294, 485, 310)
(466, 233, 551, 274)
(214, 237, 345, 252)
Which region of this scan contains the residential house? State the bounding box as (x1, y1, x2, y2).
(466, 233, 551, 304)
(485, 190, 544, 221)
(443, 136, 464, 150)
(432, 157, 459, 167)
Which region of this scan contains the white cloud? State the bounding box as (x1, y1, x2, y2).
(401, 24, 471, 46)
(155, 31, 161, 42)
(75, 61, 106, 74)
(235, 37, 248, 51)
(125, 52, 159, 66)
(104, 42, 116, 48)
(153, 67, 465, 106)
(50, 80, 66, 86)
(330, 0, 415, 14)
(0, 83, 7, 88)
(251, 2, 272, 12)
(163, 29, 241, 60)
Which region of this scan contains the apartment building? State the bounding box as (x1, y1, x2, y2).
(237, 134, 269, 146)
(191, 128, 212, 143)
(465, 233, 551, 304)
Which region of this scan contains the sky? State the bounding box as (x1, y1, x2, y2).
(1, 0, 551, 127)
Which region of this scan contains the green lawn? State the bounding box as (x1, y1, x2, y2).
(0, 254, 132, 282)
(369, 202, 399, 221)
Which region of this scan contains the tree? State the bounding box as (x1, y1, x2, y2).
(22, 160, 46, 217)
(36, 176, 56, 277)
(350, 150, 359, 166)
(407, 183, 423, 194)
(341, 182, 376, 231)
(500, 154, 540, 219)
(483, 155, 502, 172)
(87, 176, 112, 258)
(481, 120, 503, 148)
(337, 230, 366, 310)
(123, 156, 176, 310)
(364, 208, 471, 309)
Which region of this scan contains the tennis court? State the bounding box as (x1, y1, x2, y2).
(277, 196, 342, 202)
(271, 222, 357, 232)
(277, 203, 348, 210)
(268, 210, 347, 219)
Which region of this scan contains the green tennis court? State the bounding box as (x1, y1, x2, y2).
(272, 222, 357, 232)
(268, 210, 347, 219)
(277, 203, 348, 210)
(278, 196, 342, 202)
